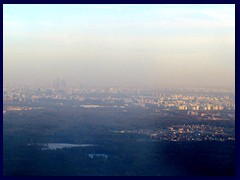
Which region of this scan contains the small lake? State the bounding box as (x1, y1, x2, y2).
(28, 143, 97, 150)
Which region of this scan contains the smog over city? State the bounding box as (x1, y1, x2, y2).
(3, 4, 235, 176)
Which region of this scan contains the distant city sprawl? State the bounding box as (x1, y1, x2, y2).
(3, 85, 235, 119)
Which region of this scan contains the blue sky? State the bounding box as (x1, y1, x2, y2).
(3, 4, 235, 88)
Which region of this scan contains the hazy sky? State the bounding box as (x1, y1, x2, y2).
(3, 4, 235, 88)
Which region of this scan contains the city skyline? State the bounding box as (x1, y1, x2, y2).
(3, 4, 235, 88)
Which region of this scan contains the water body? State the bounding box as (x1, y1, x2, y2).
(88, 154, 108, 159)
(28, 143, 97, 150)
